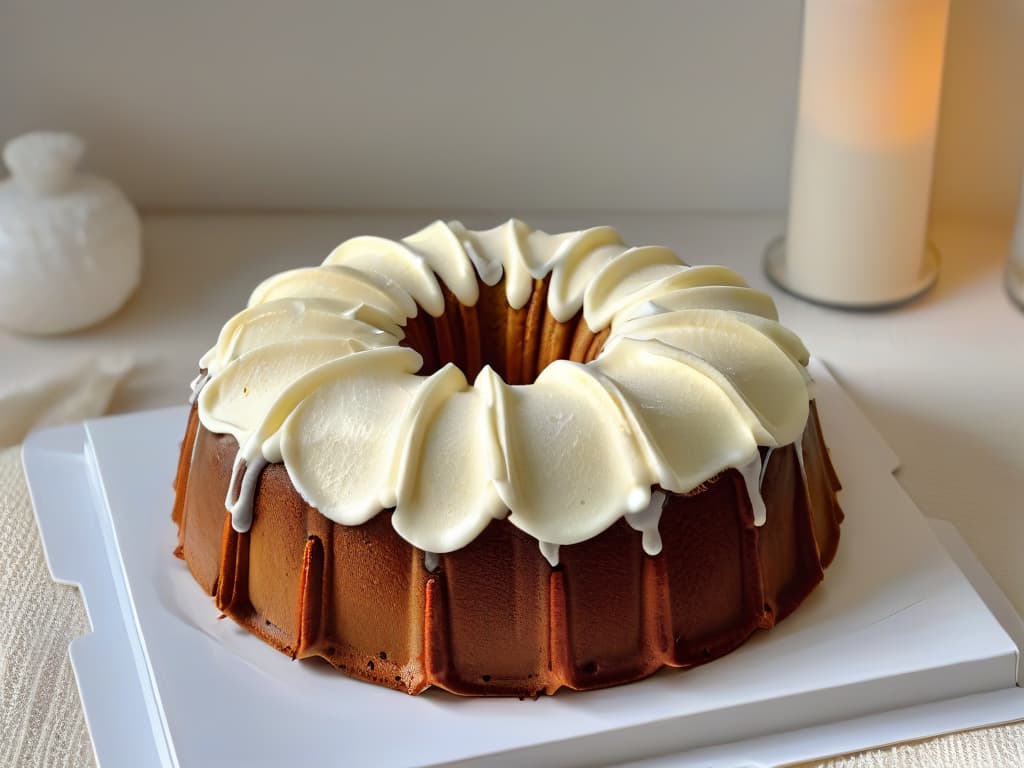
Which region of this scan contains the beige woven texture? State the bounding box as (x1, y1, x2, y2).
(0, 445, 94, 767)
(0, 369, 1020, 767)
(792, 721, 1024, 767)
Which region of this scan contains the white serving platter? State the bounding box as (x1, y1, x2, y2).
(23, 360, 1024, 767)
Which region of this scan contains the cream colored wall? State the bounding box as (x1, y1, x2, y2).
(1, 0, 1020, 219)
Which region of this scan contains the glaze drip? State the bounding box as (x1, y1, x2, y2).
(738, 451, 768, 527)
(625, 490, 667, 556)
(226, 445, 267, 533)
(539, 541, 561, 568)
(795, 435, 808, 483)
(423, 551, 440, 573)
(759, 447, 775, 488)
(188, 370, 210, 405)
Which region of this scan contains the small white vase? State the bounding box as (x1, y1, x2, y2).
(0, 131, 142, 335)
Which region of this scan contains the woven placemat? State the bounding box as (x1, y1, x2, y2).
(0, 445, 93, 768)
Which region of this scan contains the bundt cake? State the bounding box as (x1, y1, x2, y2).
(172, 219, 843, 697)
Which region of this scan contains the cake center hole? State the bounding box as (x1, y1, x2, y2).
(399, 281, 609, 385)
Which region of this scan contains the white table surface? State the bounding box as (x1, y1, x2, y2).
(3, 211, 1022, 623)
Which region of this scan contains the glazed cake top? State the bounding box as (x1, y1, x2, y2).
(192, 219, 811, 564)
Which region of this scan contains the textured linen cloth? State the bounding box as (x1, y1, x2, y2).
(0, 445, 94, 768)
(0, 364, 1020, 767)
(795, 721, 1024, 767)
(0, 357, 132, 451)
(0, 357, 131, 768)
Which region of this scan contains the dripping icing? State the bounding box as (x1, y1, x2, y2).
(625, 490, 666, 556)
(738, 452, 767, 527)
(539, 541, 560, 568)
(188, 370, 210, 405)
(461, 238, 504, 287)
(225, 438, 267, 533)
(759, 447, 775, 488)
(423, 551, 440, 573)
(794, 435, 807, 483)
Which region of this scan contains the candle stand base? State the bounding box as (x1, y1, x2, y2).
(1007, 261, 1024, 311)
(763, 236, 940, 311)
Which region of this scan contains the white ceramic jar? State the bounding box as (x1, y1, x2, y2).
(0, 131, 142, 334)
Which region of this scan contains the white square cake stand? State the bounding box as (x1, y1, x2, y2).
(23, 361, 1024, 767)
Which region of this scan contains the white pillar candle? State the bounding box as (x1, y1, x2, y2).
(774, 0, 949, 307)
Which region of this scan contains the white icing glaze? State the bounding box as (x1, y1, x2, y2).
(584, 247, 686, 331)
(248, 266, 417, 323)
(738, 451, 768, 527)
(625, 490, 667, 556)
(226, 451, 267, 532)
(188, 370, 210, 405)
(539, 541, 561, 568)
(198, 337, 373, 446)
(609, 310, 809, 446)
(494, 360, 652, 546)
(391, 365, 507, 552)
(795, 432, 808, 483)
(461, 237, 503, 287)
(423, 551, 440, 573)
(199, 298, 401, 378)
(193, 220, 813, 552)
(760, 441, 809, 491)
(759, 447, 775, 488)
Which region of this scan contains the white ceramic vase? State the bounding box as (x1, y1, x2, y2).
(0, 131, 142, 335)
